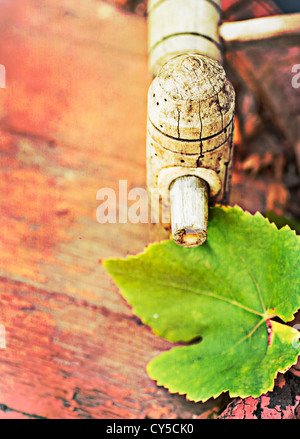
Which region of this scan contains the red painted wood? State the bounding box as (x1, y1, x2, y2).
(0, 0, 298, 419)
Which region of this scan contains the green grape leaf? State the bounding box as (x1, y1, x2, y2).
(103, 205, 300, 402)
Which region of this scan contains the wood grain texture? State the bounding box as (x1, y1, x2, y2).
(0, 0, 230, 418)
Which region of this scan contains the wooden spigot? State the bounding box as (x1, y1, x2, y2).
(146, 0, 235, 247)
